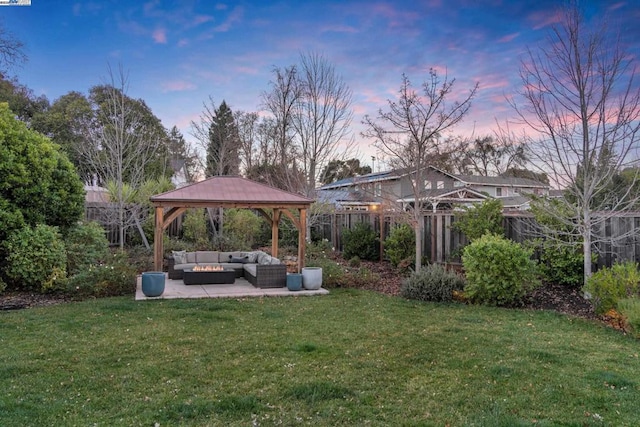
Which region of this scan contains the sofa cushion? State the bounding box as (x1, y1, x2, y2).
(243, 264, 257, 277)
(219, 262, 245, 271)
(196, 251, 219, 263)
(242, 251, 258, 263)
(219, 251, 243, 262)
(186, 252, 197, 263)
(172, 250, 187, 264)
(174, 263, 197, 271)
(230, 256, 250, 264)
(256, 252, 280, 265)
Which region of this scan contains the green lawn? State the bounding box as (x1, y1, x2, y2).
(1, 290, 639, 426)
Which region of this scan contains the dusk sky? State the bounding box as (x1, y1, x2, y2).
(3, 0, 640, 168)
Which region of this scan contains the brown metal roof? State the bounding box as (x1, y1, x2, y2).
(150, 175, 314, 207)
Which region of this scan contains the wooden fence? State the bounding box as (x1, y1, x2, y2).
(312, 211, 640, 269)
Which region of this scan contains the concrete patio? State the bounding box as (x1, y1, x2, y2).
(135, 273, 329, 300)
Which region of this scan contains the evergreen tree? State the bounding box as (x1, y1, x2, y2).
(206, 100, 240, 177)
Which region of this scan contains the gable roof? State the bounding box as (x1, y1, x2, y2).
(318, 170, 406, 190)
(151, 175, 313, 207)
(453, 174, 548, 188)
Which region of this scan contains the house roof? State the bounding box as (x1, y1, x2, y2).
(499, 195, 531, 208)
(316, 189, 379, 205)
(150, 175, 313, 208)
(398, 187, 488, 203)
(453, 174, 548, 188)
(318, 170, 404, 190)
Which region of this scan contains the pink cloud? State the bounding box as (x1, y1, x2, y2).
(161, 80, 196, 92)
(213, 6, 243, 32)
(528, 10, 563, 30)
(152, 27, 167, 43)
(498, 32, 520, 43)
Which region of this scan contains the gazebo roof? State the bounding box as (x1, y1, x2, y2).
(151, 176, 313, 208)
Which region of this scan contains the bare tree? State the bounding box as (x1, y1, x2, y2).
(235, 110, 259, 174)
(512, 1, 640, 283)
(81, 65, 164, 249)
(459, 133, 527, 176)
(0, 21, 26, 71)
(293, 52, 355, 197)
(363, 71, 477, 272)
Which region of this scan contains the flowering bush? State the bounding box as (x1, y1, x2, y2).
(66, 252, 136, 299)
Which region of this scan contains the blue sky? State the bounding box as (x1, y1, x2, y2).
(3, 0, 640, 165)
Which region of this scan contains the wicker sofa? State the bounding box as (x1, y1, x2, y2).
(167, 250, 286, 288)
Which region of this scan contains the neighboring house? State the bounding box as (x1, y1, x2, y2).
(316, 166, 550, 212)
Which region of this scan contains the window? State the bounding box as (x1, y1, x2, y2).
(375, 183, 382, 197)
(454, 181, 463, 188)
(437, 181, 444, 189)
(496, 188, 503, 197)
(424, 180, 432, 190)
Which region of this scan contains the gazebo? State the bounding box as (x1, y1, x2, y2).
(150, 176, 314, 272)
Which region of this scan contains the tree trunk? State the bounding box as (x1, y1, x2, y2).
(583, 209, 592, 285)
(415, 210, 423, 272)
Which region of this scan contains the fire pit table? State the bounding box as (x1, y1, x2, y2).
(182, 268, 236, 285)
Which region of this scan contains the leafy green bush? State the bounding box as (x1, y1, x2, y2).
(64, 221, 110, 276)
(66, 252, 137, 299)
(462, 234, 540, 306)
(305, 239, 334, 262)
(384, 223, 415, 267)
(618, 298, 640, 339)
(224, 208, 262, 249)
(400, 263, 466, 302)
(348, 256, 361, 268)
(342, 222, 379, 261)
(0, 277, 6, 295)
(452, 199, 503, 241)
(306, 257, 346, 288)
(182, 209, 210, 248)
(3, 224, 67, 292)
(539, 242, 584, 288)
(583, 262, 640, 315)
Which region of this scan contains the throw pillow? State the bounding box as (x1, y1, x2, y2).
(172, 250, 187, 264)
(245, 252, 258, 263)
(230, 256, 249, 264)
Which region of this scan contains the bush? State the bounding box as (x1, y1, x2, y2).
(538, 243, 585, 288)
(618, 298, 640, 338)
(66, 252, 137, 298)
(452, 199, 503, 241)
(462, 234, 540, 306)
(583, 261, 640, 315)
(385, 223, 415, 268)
(342, 222, 379, 261)
(3, 224, 67, 292)
(306, 257, 346, 288)
(64, 221, 110, 276)
(182, 209, 210, 248)
(400, 264, 466, 302)
(348, 256, 361, 268)
(224, 208, 262, 249)
(305, 239, 334, 262)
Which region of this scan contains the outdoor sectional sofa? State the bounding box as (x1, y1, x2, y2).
(167, 250, 287, 288)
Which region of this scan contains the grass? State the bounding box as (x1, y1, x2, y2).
(1, 290, 639, 426)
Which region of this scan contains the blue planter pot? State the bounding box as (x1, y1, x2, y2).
(286, 273, 303, 291)
(141, 272, 165, 297)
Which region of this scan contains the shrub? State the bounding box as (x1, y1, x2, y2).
(342, 222, 379, 261)
(462, 234, 540, 306)
(306, 257, 346, 288)
(182, 209, 210, 248)
(224, 208, 262, 249)
(348, 256, 361, 267)
(538, 242, 585, 288)
(0, 277, 6, 295)
(66, 252, 137, 298)
(400, 263, 466, 302)
(385, 223, 415, 267)
(3, 224, 67, 292)
(452, 199, 503, 241)
(305, 239, 334, 262)
(583, 261, 640, 315)
(64, 221, 110, 276)
(617, 298, 640, 338)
